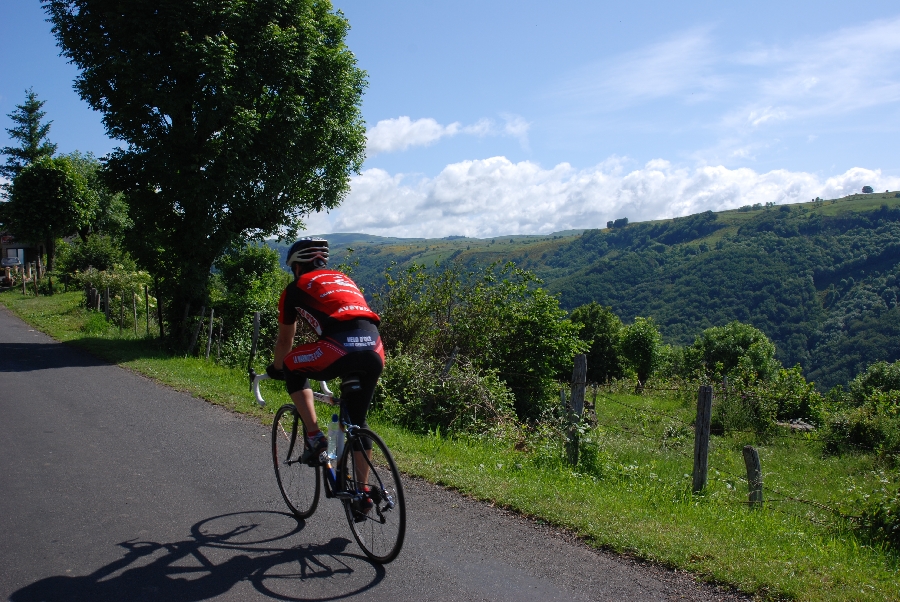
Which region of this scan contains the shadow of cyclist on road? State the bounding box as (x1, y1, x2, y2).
(10, 510, 385, 602)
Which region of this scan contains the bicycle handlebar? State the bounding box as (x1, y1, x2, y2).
(248, 368, 335, 407)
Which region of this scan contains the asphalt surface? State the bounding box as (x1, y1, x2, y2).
(0, 304, 749, 601)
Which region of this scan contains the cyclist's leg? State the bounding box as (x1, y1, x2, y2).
(338, 353, 383, 487)
(289, 387, 317, 431)
(283, 340, 346, 435)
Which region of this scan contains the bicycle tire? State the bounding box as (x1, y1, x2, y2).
(272, 404, 320, 519)
(338, 428, 406, 563)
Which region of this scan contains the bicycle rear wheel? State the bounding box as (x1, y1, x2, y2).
(339, 428, 406, 563)
(272, 404, 320, 519)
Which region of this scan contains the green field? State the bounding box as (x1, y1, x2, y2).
(3, 289, 898, 601)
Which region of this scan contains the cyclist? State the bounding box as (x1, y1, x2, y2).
(267, 238, 384, 508)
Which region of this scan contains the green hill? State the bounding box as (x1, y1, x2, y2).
(275, 190, 900, 390)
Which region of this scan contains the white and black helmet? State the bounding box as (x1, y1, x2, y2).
(286, 238, 329, 268)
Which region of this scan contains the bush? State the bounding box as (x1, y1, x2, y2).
(685, 321, 780, 381)
(212, 245, 291, 367)
(840, 472, 900, 551)
(570, 302, 624, 383)
(372, 261, 585, 421)
(70, 266, 155, 331)
(373, 351, 517, 436)
(821, 361, 900, 455)
(619, 316, 661, 386)
(857, 485, 900, 550)
(848, 360, 900, 406)
(57, 234, 135, 273)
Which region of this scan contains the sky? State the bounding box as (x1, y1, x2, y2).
(2, 1, 899, 238)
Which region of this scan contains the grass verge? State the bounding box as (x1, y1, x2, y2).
(3, 289, 897, 601)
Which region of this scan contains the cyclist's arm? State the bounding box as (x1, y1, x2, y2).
(273, 321, 297, 370)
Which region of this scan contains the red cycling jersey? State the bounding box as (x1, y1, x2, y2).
(278, 269, 380, 335)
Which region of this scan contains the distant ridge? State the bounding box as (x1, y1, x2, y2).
(268, 191, 900, 389)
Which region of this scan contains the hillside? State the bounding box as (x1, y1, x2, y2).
(274, 190, 900, 390)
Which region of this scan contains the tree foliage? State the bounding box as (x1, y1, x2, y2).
(569, 302, 624, 383)
(372, 261, 586, 421)
(57, 233, 135, 274)
(63, 151, 132, 239)
(686, 321, 779, 381)
(0, 88, 57, 182)
(45, 0, 367, 337)
(211, 244, 291, 366)
(2, 156, 97, 271)
(619, 316, 661, 386)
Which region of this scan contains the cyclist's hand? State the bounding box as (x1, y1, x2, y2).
(266, 363, 285, 380)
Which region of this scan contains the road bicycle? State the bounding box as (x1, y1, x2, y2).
(247, 336, 406, 564)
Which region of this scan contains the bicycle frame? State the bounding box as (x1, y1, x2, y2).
(249, 369, 335, 407)
(250, 370, 385, 505)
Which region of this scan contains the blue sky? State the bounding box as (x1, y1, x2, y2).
(2, 1, 899, 237)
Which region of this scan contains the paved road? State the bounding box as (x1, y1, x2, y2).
(0, 305, 746, 601)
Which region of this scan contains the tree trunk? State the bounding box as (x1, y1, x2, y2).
(164, 252, 216, 348)
(44, 237, 56, 273)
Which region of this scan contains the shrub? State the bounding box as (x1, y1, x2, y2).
(373, 351, 517, 436)
(70, 266, 154, 331)
(685, 321, 779, 381)
(372, 261, 585, 421)
(821, 361, 900, 455)
(848, 360, 900, 406)
(619, 316, 661, 386)
(857, 485, 900, 550)
(840, 472, 900, 551)
(57, 234, 135, 273)
(211, 244, 291, 367)
(570, 302, 624, 383)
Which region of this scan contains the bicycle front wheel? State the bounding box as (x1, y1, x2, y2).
(339, 428, 406, 563)
(272, 404, 320, 519)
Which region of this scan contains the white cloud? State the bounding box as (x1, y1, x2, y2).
(725, 16, 900, 128)
(304, 157, 900, 238)
(365, 117, 461, 156)
(553, 28, 721, 110)
(552, 16, 900, 138)
(366, 114, 531, 156)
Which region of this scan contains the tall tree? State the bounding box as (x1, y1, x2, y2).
(44, 0, 368, 338)
(570, 302, 625, 383)
(64, 151, 132, 239)
(1, 88, 58, 182)
(620, 316, 661, 387)
(2, 156, 98, 273)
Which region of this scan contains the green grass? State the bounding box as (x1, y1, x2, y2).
(3, 289, 898, 601)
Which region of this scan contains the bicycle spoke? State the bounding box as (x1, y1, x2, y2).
(339, 428, 405, 563)
(272, 404, 320, 519)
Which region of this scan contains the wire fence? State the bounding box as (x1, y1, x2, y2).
(552, 369, 866, 532)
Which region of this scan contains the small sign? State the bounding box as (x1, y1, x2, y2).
(1, 257, 21, 267)
(0, 235, 14, 245)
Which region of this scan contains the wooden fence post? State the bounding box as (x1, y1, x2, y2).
(565, 354, 588, 466)
(442, 346, 459, 376)
(216, 321, 223, 361)
(742, 445, 763, 509)
(187, 306, 205, 355)
(570, 354, 587, 416)
(144, 285, 150, 336)
(156, 287, 165, 339)
(205, 308, 215, 359)
(247, 311, 260, 374)
(692, 385, 713, 493)
(132, 291, 138, 335)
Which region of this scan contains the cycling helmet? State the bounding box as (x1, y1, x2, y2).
(286, 238, 329, 269)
